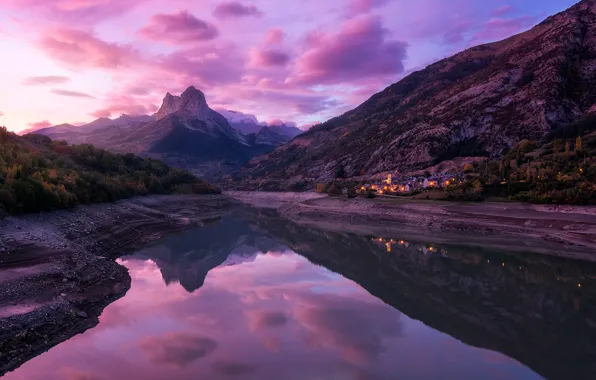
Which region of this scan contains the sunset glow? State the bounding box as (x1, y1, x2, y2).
(0, 0, 576, 132)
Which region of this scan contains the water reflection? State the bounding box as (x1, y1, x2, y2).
(5, 209, 596, 379)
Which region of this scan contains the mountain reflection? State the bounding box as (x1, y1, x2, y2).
(128, 209, 596, 379)
(4, 208, 596, 380)
(241, 209, 596, 380)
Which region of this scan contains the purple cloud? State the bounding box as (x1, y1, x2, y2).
(51, 89, 96, 99)
(348, 0, 390, 14)
(5, 0, 142, 25)
(39, 28, 138, 69)
(213, 2, 263, 19)
(139, 11, 218, 45)
(251, 49, 291, 67)
(473, 16, 535, 42)
(491, 5, 514, 17)
(294, 16, 407, 85)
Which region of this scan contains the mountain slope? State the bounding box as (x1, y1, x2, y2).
(237, 0, 596, 183)
(0, 127, 218, 214)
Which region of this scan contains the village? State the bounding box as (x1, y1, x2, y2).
(350, 173, 463, 196)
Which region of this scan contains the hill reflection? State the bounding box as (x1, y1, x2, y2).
(138, 208, 596, 380)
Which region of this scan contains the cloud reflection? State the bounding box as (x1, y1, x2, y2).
(138, 333, 218, 367)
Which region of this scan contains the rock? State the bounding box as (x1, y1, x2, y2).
(77, 311, 88, 319)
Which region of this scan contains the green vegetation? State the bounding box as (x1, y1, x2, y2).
(447, 117, 596, 204)
(0, 128, 219, 214)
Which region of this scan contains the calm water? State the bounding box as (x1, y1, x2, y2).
(4, 209, 596, 380)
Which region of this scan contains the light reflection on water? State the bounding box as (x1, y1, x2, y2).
(3, 247, 540, 380)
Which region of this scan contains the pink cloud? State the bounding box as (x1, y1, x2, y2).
(250, 48, 290, 67)
(158, 44, 245, 88)
(138, 11, 218, 45)
(39, 28, 138, 69)
(137, 333, 218, 367)
(242, 89, 341, 114)
(51, 89, 96, 99)
(213, 1, 263, 19)
(294, 16, 407, 85)
(27, 120, 52, 129)
(22, 75, 70, 85)
(91, 95, 158, 118)
(265, 28, 284, 45)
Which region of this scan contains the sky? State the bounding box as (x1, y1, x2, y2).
(0, 0, 579, 133)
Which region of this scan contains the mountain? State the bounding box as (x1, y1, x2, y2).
(82, 114, 153, 131)
(217, 110, 262, 135)
(236, 0, 596, 185)
(32, 87, 290, 180)
(35, 115, 154, 139)
(245, 126, 291, 147)
(217, 109, 303, 139)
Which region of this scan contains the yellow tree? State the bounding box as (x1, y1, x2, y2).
(576, 136, 583, 154)
(565, 141, 570, 159)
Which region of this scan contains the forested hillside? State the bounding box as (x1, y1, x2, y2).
(0, 127, 219, 214)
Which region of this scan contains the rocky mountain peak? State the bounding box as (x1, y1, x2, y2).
(156, 86, 210, 121)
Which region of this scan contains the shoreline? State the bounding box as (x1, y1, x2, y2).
(0, 194, 237, 375)
(227, 191, 596, 260)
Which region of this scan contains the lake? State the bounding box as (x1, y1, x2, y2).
(3, 209, 596, 380)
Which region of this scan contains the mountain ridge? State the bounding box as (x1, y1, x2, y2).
(30, 86, 294, 180)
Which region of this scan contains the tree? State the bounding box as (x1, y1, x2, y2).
(553, 139, 562, 161)
(516, 150, 522, 168)
(335, 165, 346, 179)
(565, 141, 571, 159)
(576, 135, 583, 155)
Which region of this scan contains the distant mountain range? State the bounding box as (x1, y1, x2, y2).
(31, 87, 303, 179)
(217, 109, 302, 138)
(235, 0, 596, 186)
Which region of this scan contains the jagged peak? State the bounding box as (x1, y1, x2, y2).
(155, 86, 212, 121)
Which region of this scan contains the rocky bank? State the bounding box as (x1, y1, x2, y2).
(0, 194, 237, 375)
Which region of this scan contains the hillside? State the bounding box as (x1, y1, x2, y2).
(0, 127, 218, 214)
(236, 0, 596, 186)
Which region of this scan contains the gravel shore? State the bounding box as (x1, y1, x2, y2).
(228, 191, 596, 260)
(0, 194, 237, 375)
